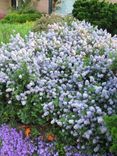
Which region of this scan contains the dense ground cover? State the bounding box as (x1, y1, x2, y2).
(0, 6, 41, 45)
(0, 22, 34, 44)
(0, 19, 117, 155)
(0, 125, 89, 156)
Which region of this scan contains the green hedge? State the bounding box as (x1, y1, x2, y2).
(1, 12, 42, 23)
(72, 0, 117, 35)
(104, 115, 117, 154)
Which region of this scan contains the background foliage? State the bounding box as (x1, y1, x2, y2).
(104, 115, 117, 154)
(72, 0, 117, 35)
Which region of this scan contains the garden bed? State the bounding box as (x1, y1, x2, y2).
(0, 18, 117, 155)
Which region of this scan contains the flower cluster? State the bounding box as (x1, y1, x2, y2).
(0, 124, 113, 156)
(0, 20, 117, 154)
(0, 125, 35, 156)
(0, 125, 92, 156)
(36, 137, 58, 156)
(36, 138, 88, 156)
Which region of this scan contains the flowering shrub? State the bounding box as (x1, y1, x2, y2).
(0, 125, 35, 156)
(0, 125, 88, 156)
(36, 138, 89, 156)
(0, 20, 117, 155)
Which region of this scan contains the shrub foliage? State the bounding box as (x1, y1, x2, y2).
(104, 115, 117, 154)
(1, 12, 41, 23)
(32, 15, 74, 32)
(72, 0, 117, 35)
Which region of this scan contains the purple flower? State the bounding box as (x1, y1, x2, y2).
(0, 125, 35, 156)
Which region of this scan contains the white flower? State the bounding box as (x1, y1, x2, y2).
(74, 124, 79, 130)
(43, 111, 49, 116)
(19, 75, 22, 79)
(68, 119, 74, 124)
(16, 95, 20, 101)
(100, 126, 107, 134)
(87, 111, 92, 117)
(83, 92, 88, 99)
(95, 86, 102, 94)
(6, 88, 12, 92)
(94, 145, 100, 152)
(8, 100, 12, 104)
(93, 139, 97, 144)
(57, 121, 62, 127)
(84, 119, 90, 125)
(85, 80, 89, 85)
(97, 117, 103, 124)
(51, 119, 55, 124)
(21, 101, 26, 106)
(89, 106, 95, 112)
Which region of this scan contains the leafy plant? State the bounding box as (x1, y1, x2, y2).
(1, 12, 41, 23)
(0, 22, 33, 44)
(32, 15, 75, 32)
(110, 53, 117, 73)
(104, 115, 117, 154)
(72, 0, 117, 35)
(32, 14, 64, 32)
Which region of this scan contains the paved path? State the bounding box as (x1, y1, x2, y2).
(55, 0, 76, 15)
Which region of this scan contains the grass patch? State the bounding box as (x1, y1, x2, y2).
(0, 22, 34, 44)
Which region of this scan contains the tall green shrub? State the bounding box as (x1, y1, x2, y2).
(72, 0, 117, 35)
(1, 12, 41, 23)
(104, 115, 117, 154)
